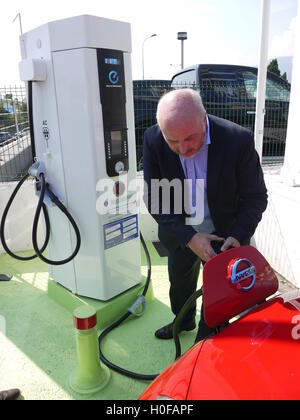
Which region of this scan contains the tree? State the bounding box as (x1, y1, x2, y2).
(0, 104, 7, 129)
(281, 72, 288, 82)
(268, 59, 281, 77)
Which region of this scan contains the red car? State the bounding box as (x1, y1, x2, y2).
(139, 246, 300, 400)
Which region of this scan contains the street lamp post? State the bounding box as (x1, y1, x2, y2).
(177, 32, 187, 70)
(13, 13, 23, 35)
(142, 34, 157, 80)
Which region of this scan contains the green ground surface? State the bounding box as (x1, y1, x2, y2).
(0, 242, 202, 400)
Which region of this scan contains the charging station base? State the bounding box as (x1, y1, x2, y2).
(48, 276, 154, 330)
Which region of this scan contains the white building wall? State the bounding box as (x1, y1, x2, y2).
(255, 0, 300, 288)
(254, 169, 300, 287)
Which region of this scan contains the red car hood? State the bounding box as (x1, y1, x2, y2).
(139, 342, 204, 400)
(188, 298, 300, 400)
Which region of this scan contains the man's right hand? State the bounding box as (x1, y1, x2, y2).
(188, 233, 225, 261)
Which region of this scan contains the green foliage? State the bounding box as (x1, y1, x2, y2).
(268, 59, 281, 77)
(19, 100, 28, 112)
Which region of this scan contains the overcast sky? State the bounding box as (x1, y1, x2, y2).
(0, 0, 298, 85)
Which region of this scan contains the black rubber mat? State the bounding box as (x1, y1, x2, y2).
(0, 274, 12, 282)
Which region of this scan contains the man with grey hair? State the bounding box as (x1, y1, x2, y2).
(143, 88, 268, 342)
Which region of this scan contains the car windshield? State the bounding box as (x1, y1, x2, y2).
(242, 71, 290, 102)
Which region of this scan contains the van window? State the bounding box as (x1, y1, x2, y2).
(242, 71, 257, 99)
(199, 68, 246, 102)
(172, 70, 197, 87)
(133, 80, 171, 97)
(266, 78, 290, 102)
(242, 71, 290, 102)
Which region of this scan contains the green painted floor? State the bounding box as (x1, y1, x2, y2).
(0, 242, 203, 400)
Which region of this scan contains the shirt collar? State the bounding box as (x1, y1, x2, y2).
(205, 115, 211, 146)
(188, 115, 210, 159)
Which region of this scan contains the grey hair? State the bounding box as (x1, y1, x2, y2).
(156, 88, 206, 127)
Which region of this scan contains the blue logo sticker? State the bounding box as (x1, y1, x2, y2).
(109, 71, 119, 85)
(229, 258, 256, 292)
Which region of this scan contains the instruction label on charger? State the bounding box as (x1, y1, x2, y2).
(104, 215, 138, 250)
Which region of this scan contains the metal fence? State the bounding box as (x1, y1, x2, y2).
(134, 80, 290, 169)
(133, 80, 172, 170)
(0, 80, 289, 182)
(0, 85, 31, 182)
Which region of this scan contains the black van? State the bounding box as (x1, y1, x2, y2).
(171, 64, 290, 158)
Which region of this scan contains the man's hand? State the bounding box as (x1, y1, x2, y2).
(188, 233, 225, 261)
(221, 236, 241, 252)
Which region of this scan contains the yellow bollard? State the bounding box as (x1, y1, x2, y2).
(69, 306, 110, 395)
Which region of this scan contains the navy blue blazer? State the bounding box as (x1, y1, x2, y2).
(143, 115, 268, 248)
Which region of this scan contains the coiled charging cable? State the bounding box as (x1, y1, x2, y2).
(98, 234, 204, 381)
(0, 171, 81, 265)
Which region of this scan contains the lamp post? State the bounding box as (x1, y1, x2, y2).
(177, 32, 187, 70)
(13, 13, 23, 35)
(142, 34, 157, 80)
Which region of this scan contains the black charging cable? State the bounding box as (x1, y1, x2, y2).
(0, 173, 50, 261)
(32, 173, 81, 266)
(98, 233, 159, 381)
(0, 171, 81, 266)
(1, 77, 81, 266)
(98, 234, 205, 381)
(173, 288, 203, 360)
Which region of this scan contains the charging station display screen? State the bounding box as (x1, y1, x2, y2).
(98, 49, 126, 127)
(111, 131, 122, 156)
(98, 48, 129, 176)
(105, 58, 121, 66)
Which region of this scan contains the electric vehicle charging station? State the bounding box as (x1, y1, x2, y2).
(18, 15, 142, 301)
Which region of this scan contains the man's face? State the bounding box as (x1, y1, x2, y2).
(162, 113, 207, 158)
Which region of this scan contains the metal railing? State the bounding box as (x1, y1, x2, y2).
(198, 79, 289, 164)
(0, 80, 289, 182)
(134, 80, 289, 169)
(0, 85, 31, 182)
(133, 80, 172, 170)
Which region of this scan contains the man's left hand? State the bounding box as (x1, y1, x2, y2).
(221, 236, 241, 252)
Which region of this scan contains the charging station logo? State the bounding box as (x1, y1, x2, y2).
(227, 258, 256, 292)
(109, 71, 119, 85)
(0, 315, 6, 336)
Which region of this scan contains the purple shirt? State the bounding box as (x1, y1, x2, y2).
(179, 117, 215, 233)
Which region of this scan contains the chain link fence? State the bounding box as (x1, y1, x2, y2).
(0, 79, 290, 182)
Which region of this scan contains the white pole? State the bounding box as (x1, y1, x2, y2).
(254, 0, 271, 161)
(281, 0, 300, 186)
(13, 100, 20, 141)
(142, 34, 157, 80)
